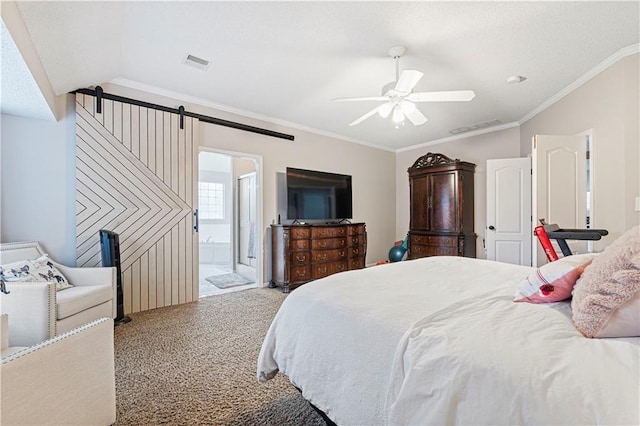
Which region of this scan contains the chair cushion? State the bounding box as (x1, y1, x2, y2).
(55, 285, 113, 320)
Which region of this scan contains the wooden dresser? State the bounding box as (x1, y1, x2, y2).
(408, 153, 476, 259)
(270, 223, 367, 292)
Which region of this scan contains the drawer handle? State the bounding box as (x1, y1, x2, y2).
(337, 264, 345, 271)
(352, 237, 359, 244)
(338, 240, 345, 247)
(353, 248, 359, 255)
(319, 253, 328, 261)
(319, 241, 327, 248)
(318, 266, 327, 273)
(295, 269, 307, 277)
(338, 250, 346, 257)
(295, 254, 306, 262)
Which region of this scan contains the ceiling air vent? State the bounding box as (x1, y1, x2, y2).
(182, 54, 211, 71)
(449, 119, 502, 135)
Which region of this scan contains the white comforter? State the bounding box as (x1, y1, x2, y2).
(257, 256, 639, 425)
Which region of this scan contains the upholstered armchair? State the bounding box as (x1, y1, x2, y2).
(1, 314, 116, 425)
(0, 242, 116, 346)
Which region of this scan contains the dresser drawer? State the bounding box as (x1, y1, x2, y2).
(289, 227, 311, 239)
(348, 246, 365, 258)
(348, 256, 365, 269)
(347, 224, 366, 236)
(410, 245, 458, 258)
(290, 265, 311, 281)
(311, 248, 347, 263)
(311, 237, 347, 250)
(348, 235, 364, 246)
(290, 239, 310, 251)
(312, 260, 348, 279)
(312, 226, 347, 238)
(290, 251, 310, 265)
(410, 234, 459, 247)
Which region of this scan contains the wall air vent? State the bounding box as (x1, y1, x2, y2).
(449, 119, 502, 135)
(182, 54, 211, 70)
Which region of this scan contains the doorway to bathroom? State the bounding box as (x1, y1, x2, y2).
(198, 150, 259, 297)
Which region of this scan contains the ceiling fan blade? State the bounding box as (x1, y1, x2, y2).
(407, 90, 476, 102)
(333, 96, 389, 102)
(349, 105, 383, 126)
(394, 70, 424, 93)
(404, 105, 428, 126)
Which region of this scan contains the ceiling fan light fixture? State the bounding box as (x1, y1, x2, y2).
(335, 45, 475, 128)
(378, 102, 393, 118)
(392, 105, 405, 124)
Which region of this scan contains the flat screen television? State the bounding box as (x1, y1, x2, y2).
(286, 167, 352, 221)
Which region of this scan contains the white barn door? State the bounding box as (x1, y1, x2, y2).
(75, 93, 199, 313)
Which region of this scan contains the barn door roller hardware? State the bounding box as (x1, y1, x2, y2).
(73, 86, 295, 141)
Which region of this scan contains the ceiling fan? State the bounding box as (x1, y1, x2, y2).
(333, 46, 476, 127)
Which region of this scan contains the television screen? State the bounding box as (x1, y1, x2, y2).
(286, 167, 352, 221)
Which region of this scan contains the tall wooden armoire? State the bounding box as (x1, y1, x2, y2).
(407, 152, 476, 259)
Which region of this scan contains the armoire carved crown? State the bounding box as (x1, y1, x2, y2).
(409, 152, 461, 170)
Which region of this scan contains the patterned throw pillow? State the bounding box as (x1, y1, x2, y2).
(0, 256, 73, 291)
(0, 259, 33, 282)
(514, 253, 599, 303)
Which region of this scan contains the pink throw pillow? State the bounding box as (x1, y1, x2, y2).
(514, 253, 598, 303)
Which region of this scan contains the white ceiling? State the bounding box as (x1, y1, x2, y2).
(6, 1, 640, 150)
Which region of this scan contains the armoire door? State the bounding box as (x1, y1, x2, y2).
(430, 171, 458, 232)
(410, 175, 430, 230)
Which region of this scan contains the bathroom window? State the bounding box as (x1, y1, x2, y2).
(199, 182, 224, 220)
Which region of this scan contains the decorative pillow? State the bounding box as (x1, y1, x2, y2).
(0, 256, 73, 291)
(572, 225, 640, 338)
(30, 255, 73, 291)
(0, 259, 34, 282)
(514, 253, 598, 303)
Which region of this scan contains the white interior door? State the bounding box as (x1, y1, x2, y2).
(486, 158, 532, 265)
(533, 133, 589, 265)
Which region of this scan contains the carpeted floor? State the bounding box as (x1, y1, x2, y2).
(113, 288, 324, 425)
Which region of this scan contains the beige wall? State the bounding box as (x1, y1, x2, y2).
(520, 53, 640, 242)
(395, 126, 521, 258)
(104, 83, 397, 280)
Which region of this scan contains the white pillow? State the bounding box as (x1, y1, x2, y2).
(0, 256, 73, 291)
(514, 253, 598, 303)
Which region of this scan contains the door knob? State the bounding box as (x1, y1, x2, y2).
(488, 225, 495, 230)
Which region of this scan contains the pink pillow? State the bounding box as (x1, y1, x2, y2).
(572, 225, 640, 338)
(514, 253, 598, 303)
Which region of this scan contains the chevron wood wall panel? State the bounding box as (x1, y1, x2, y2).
(75, 93, 199, 314)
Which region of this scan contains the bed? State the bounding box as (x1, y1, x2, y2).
(257, 253, 640, 425)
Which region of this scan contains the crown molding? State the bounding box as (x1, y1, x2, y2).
(395, 121, 520, 153)
(519, 43, 640, 125)
(108, 78, 395, 153)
